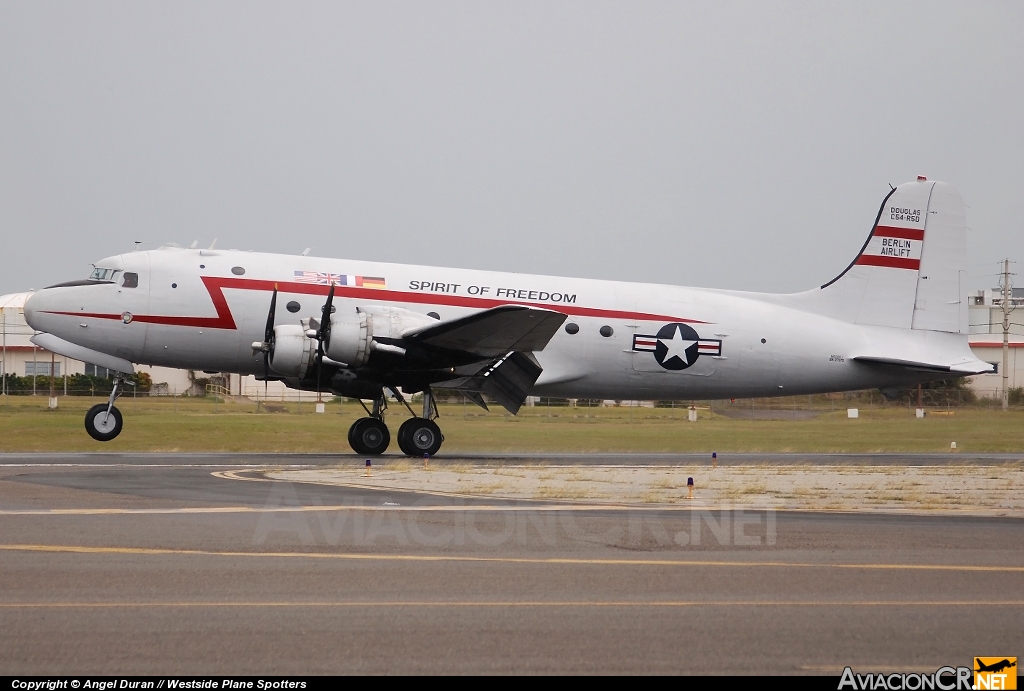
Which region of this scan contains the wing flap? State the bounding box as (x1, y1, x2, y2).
(433, 351, 543, 414)
(403, 305, 567, 357)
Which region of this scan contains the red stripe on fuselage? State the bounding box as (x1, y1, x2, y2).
(43, 276, 707, 329)
(873, 225, 925, 241)
(854, 255, 921, 270)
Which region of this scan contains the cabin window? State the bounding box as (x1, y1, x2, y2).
(122, 272, 139, 288)
(286, 301, 301, 313)
(231, 266, 246, 275)
(599, 325, 613, 337)
(564, 323, 579, 334)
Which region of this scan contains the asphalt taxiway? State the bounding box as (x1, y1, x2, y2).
(1, 453, 1022, 674)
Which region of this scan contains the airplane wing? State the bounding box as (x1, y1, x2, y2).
(853, 355, 994, 374)
(402, 305, 567, 357)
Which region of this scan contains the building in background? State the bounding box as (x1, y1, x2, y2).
(968, 287, 1024, 397)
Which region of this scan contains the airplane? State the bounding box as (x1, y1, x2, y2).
(975, 659, 1016, 674)
(23, 177, 992, 456)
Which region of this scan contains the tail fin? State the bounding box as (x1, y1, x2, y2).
(796, 178, 966, 333)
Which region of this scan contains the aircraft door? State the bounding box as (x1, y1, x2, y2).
(110, 253, 151, 363)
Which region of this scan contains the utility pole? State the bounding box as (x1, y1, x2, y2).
(1001, 258, 1013, 411)
(49, 351, 57, 409)
(1, 305, 6, 398)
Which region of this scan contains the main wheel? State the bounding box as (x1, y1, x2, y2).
(85, 404, 123, 442)
(348, 417, 390, 455)
(397, 418, 443, 457)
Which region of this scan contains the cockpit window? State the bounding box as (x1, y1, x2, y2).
(89, 267, 118, 281)
(122, 272, 139, 288)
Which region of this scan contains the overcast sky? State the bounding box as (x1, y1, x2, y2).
(1, 1, 1022, 297)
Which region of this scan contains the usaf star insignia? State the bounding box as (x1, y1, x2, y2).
(632, 323, 722, 370)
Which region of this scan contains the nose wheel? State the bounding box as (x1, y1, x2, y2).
(84, 374, 127, 442)
(85, 403, 123, 441)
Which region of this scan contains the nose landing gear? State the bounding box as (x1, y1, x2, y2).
(84, 374, 126, 441)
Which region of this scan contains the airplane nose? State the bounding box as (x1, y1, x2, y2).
(23, 288, 62, 333)
(23, 291, 42, 330)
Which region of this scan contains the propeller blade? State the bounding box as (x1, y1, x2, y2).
(315, 282, 336, 400)
(316, 282, 336, 362)
(264, 285, 278, 344)
(263, 285, 278, 398)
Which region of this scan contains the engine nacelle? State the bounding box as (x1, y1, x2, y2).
(325, 306, 437, 365)
(360, 305, 438, 339)
(325, 310, 372, 366)
(269, 324, 315, 378)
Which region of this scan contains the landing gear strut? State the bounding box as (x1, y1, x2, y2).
(347, 393, 391, 455)
(397, 389, 443, 457)
(345, 388, 445, 457)
(84, 374, 125, 442)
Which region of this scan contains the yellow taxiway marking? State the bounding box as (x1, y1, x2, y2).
(0, 505, 719, 515)
(0, 600, 1021, 609)
(2, 544, 1023, 572)
(0, 503, 750, 515)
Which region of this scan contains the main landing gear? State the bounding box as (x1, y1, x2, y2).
(397, 390, 443, 457)
(346, 389, 444, 457)
(84, 374, 125, 442)
(348, 394, 391, 455)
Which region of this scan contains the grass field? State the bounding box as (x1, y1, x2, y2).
(2, 394, 1023, 453)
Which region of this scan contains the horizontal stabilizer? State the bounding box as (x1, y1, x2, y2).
(853, 355, 993, 375)
(403, 305, 566, 357)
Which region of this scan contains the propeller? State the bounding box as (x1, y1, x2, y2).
(315, 282, 336, 399)
(250, 284, 278, 402)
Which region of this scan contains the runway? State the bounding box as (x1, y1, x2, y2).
(1, 453, 1022, 674)
(3, 450, 1023, 466)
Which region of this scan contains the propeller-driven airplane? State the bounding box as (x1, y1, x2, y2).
(24, 177, 992, 455)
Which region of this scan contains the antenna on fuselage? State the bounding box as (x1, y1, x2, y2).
(301, 248, 311, 256)
(133, 241, 140, 251)
(208, 239, 218, 250)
